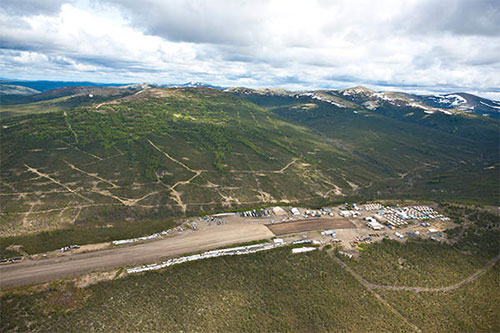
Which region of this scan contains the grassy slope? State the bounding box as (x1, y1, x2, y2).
(345, 239, 490, 287)
(379, 265, 499, 333)
(243, 94, 499, 204)
(2, 205, 498, 331)
(0, 96, 71, 118)
(1, 243, 498, 332)
(1, 88, 381, 238)
(1, 87, 498, 248)
(0, 87, 137, 118)
(0, 248, 412, 332)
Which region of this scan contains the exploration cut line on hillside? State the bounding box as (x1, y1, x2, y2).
(22, 202, 36, 228)
(64, 160, 118, 188)
(148, 139, 200, 174)
(24, 164, 93, 203)
(274, 157, 299, 174)
(89, 187, 165, 207)
(171, 170, 203, 190)
(82, 152, 125, 166)
(155, 172, 189, 213)
(64, 142, 103, 160)
(0, 203, 124, 215)
(71, 206, 82, 223)
(63, 111, 79, 144)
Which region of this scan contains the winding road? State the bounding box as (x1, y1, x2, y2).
(333, 254, 500, 293)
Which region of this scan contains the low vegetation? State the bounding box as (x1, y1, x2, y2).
(0, 218, 176, 258)
(1, 248, 413, 332)
(343, 205, 498, 287)
(2, 237, 498, 332)
(441, 203, 499, 257)
(343, 238, 488, 287)
(1, 87, 498, 246)
(379, 264, 499, 332)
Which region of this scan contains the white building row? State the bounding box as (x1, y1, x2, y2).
(363, 203, 383, 211)
(127, 242, 282, 274)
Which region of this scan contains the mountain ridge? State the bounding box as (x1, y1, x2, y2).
(0, 84, 497, 236)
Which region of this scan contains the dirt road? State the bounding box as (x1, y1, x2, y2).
(333, 254, 500, 293)
(0, 221, 274, 288)
(329, 253, 500, 333)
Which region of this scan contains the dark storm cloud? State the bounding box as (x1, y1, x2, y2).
(104, 0, 264, 45)
(0, 0, 499, 99)
(401, 0, 500, 36)
(0, 0, 65, 16)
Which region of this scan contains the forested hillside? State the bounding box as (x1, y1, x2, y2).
(1, 87, 498, 236)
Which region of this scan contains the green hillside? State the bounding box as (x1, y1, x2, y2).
(0, 86, 140, 118)
(2, 231, 498, 332)
(1, 87, 498, 238)
(233, 92, 499, 205)
(0, 84, 40, 96)
(0, 88, 380, 236)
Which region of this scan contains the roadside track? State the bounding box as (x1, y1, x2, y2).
(333, 253, 500, 293)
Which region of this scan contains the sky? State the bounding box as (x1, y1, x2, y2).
(1, 0, 499, 99)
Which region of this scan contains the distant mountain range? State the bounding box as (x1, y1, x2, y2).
(226, 86, 500, 118)
(2, 80, 498, 118)
(0, 80, 131, 92)
(0, 80, 224, 92)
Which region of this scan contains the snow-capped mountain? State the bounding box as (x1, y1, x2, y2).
(227, 85, 499, 118)
(414, 92, 500, 117)
(168, 82, 224, 89)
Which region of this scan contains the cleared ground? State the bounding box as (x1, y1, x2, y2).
(0, 219, 274, 288)
(266, 218, 355, 235)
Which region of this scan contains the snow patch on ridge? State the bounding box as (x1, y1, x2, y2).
(480, 101, 500, 110)
(296, 92, 346, 108)
(408, 102, 429, 110)
(428, 94, 467, 107)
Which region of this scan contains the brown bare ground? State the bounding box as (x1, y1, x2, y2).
(0, 219, 274, 288)
(266, 218, 355, 235)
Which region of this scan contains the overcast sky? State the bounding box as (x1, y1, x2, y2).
(1, 0, 499, 98)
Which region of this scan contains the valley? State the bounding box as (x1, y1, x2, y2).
(2, 1, 498, 331)
(1, 202, 498, 332)
(1, 84, 498, 332)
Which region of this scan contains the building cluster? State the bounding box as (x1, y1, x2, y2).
(382, 213, 408, 227)
(364, 216, 385, 230)
(339, 210, 361, 218)
(344, 203, 450, 229)
(240, 208, 271, 218)
(362, 203, 383, 211)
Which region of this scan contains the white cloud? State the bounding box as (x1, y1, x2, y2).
(0, 0, 499, 99)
